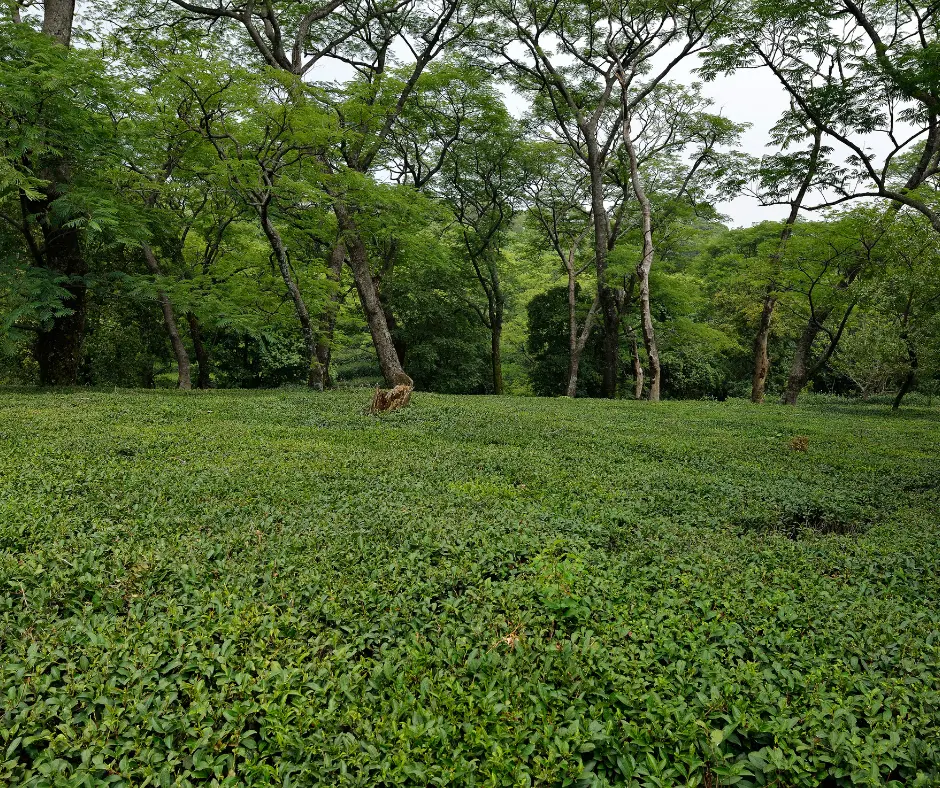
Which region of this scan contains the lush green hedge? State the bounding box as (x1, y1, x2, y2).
(1, 390, 938, 786)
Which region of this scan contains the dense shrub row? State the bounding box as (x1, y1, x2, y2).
(1, 391, 939, 785)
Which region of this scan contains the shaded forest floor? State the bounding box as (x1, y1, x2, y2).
(1, 390, 939, 786)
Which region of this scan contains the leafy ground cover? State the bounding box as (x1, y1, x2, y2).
(1, 390, 939, 787)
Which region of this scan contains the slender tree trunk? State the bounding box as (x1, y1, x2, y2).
(630, 331, 644, 399)
(489, 260, 505, 395)
(258, 206, 319, 388)
(187, 312, 213, 388)
(566, 354, 582, 398)
(333, 200, 412, 387)
(751, 294, 776, 403)
(566, 266, 581, 398)
(314, 240, 345, 389)
(491, 318, 504, 395)
(587, 155, 617, 399)
(624, 119, 660, 401)
(750, 130, 822, 403)
(143, 243, 191, 390)
(563, 230, 599, 399)
(893, 332, 918, 410)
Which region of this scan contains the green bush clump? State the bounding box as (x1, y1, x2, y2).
(1, 391, 939, 786)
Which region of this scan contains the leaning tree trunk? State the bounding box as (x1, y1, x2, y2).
(334, 201, 412, 387)
(143, 243, 191, 390)
(187, 313, 213, 388)
(782, 308, 832, 406)
(751, 294, 776, 403)
(782, 318, 823, 406)
(624, 118, 660, 401)
(258, 207, 319, 388)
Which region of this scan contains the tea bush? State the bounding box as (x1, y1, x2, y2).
(1, 390, 938, 786)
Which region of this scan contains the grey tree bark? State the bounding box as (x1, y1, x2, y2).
(623, 118, 661, 401)
(564, 228, 599, 398)
(41, 0, 75, 45)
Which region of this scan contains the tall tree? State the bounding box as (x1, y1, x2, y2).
(9, 2, 91, 383)
(158, 0, 477, 387)
(748, 123, 825, 403)
(489, 0, 733, 397)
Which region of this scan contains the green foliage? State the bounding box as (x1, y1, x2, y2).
(526, 285, 604, 397)
(1, 391, 939, 785)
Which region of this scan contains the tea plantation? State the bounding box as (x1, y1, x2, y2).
(1, 390, 939, 787)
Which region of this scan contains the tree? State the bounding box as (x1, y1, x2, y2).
(703, 0, 940, 231)
(170, 60, 334, 388)
(522, 148, 600, 398)
(2, 7, 96, 383)
(487, 0, 734, 398)
(154, 0, 478, 388)
(777, 211, 888, 405)
(748, 123, 825, 403)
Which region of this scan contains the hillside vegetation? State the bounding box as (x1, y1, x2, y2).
(1, 390, 939, 786)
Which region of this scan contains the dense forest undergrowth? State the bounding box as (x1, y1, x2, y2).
(1, 390, 938, 786)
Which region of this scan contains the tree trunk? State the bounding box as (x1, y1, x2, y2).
(258, 207, 319, 388)
(782, 309, 831, 406)
(624, 119, 660, 402)
(566, 267, 581, 398)
(314, 240, 345, 389)
(563, 238, 600, 399)
(600, 293, 620, 399)
(491, 318, 504, 395)
(750, 130, 822, 403)
(630, 331, 644, 399)
(33, 202, 87, 385)
(751, 294, 775, 403)
(34, 286, 85, 386)
(187, 312, 213, 388)
(42, 0, 75, 46)
(489, 260, 505, 395)
(143, 243, 191, 390)
(587, 155, 617, 399)
(565, 352, 582, 398)
(31, 0, 85, 385)
(334, 200, 412, 387)
(892, 333, 918, 410)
